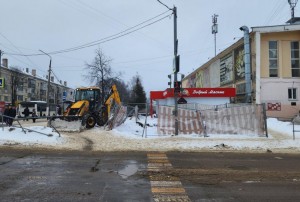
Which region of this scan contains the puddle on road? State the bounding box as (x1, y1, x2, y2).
(118, 160, 139, 179)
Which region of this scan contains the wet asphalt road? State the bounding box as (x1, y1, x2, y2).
(1, 149, 300, 202)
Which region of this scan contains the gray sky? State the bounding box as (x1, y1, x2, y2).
(0, 0, 297, 96)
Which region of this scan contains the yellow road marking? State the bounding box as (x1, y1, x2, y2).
(151, 187, 186, 194)
(148, 159, 170, 163)
(147, 153, 167, 157)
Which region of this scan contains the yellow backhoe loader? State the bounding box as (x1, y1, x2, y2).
(51, 84, 121, 131)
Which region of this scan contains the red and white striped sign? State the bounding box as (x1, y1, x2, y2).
(267, 103, 281, 111)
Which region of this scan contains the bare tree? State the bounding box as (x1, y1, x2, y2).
(84, 48, 120, 104)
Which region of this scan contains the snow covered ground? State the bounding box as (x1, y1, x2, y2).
(0, 117, 299, 153)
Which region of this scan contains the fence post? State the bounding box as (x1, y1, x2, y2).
(1, 114, 3, 131)
(135, 106, 138, 123)
(143, 103, 148, 138)
(293, 120, 295, 140)
(262, 103, 268, 138)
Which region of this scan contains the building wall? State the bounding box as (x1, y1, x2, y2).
(182, 25, 300, 118)
(0, 65, 74, 106)
(259, 31, 300, 118)
(260, 31, 300, 78)
(210, 60, 220, 87)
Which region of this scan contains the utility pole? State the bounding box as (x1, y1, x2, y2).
(0, 50, 3, 77)
(212, 14, 218, 56)
(157, 0, 180, 135)
(173, 6, 180, 136)
(39, 50, 52, 116)
(0, 50, 2, 66)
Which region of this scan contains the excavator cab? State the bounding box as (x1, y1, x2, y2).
(74, 87, 101, 112)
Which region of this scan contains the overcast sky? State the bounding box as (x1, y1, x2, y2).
(0, 0, 297, 96)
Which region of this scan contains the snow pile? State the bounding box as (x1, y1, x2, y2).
(0, 117, 300, 152)
(0, 126, 63, 147)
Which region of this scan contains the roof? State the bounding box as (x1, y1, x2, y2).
(0, 65, 72, 90)
(252, 23, 300, 33)
(75, 86, 100, 90)
(286, 17, 300, 24)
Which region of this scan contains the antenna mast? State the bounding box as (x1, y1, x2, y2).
(288, 0, 298, 18)
(212, 14, 218, 56)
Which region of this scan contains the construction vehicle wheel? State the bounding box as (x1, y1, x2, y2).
(97, 117, 107, 126)
(85, 115, 96, 128)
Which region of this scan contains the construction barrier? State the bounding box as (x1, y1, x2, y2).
(201, 104, 266, 136)
(157, 106, 204, 135)
(107, 105, 128, 130)
(157, 104, 267, 136)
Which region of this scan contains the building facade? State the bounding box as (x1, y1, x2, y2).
(0, 58, 74, 106)
(182, 23, 300, 118)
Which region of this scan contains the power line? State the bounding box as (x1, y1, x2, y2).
(264, 0, 287, 25)
(5, 10, 172, 57)
(60, 0, 173, 53)
(0, 32, 40, 68)
(0, 42, 46, 73)
(48, 13, 172, 54)
(76, 0, 127, 27)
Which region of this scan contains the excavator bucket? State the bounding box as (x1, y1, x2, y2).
(49, 118, 84, 132)
(49, 100, 90, 132)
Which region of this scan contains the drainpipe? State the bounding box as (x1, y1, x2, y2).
(240, 26, 251, 103)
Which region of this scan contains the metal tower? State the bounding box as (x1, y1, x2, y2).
(288, 0, 298, 18)
(212, 14, 219, 56)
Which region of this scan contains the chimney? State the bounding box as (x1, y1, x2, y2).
(2, 58, 8, 68)
(60, 80, 62, 84)
(64, 81, 67, 86)
(46, 75, 48, 79)
(240, 26, 251, 103)
(51, 76, 54, 82)
(32, 69, 36, 76)
(26, 68, 29, 73)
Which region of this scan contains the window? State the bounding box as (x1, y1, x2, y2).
(291, 41, 300, 77)
(269, 41, 278, 77)
(17, 95, 23, 101)
(288, 88, 297, 100)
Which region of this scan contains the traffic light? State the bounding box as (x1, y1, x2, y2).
(168, 74, 172, 88)
(174, 81, 181, 93)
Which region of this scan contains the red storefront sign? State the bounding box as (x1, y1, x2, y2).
(150, 88, 236, 100)
(150, 88, 236, 117)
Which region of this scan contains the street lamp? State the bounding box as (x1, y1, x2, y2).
(39, 50, 52, 116)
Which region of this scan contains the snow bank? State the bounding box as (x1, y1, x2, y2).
(0, 117, 300, 152)
(0, 126, 63, 146)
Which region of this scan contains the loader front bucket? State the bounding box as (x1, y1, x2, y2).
(49, 118, 84, 132)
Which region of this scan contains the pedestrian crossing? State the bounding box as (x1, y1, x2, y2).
(147, 153, 191, 202)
